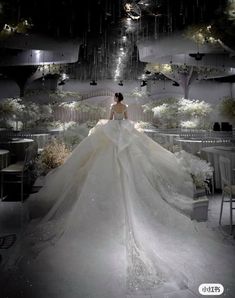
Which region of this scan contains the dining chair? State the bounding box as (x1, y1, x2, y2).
(0, 142, 38, 203)
(219, 156, 235, 235)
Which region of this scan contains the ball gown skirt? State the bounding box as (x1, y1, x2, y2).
(1, 120, 235, 298)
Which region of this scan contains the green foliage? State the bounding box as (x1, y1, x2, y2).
(219, 97, 235, 123)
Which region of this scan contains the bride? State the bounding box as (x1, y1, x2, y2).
(1, 93, 235, 298)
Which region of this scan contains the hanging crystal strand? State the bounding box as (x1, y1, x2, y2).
(112, 1, 116, 24)
(167, 0, 170, 35)
(145, 23, 148, 41)
(179, 0, 185, 25)
(105, 0, 109, 20)
(169, 13, 173, 34)
(99, 15, 102, 34)
(185, 6, 188, 23)
(118, 0, 121, 18)
(94, 48, 97, 82)
(192, 3, 196, 23)
(154, 15, 158, 39)
(87, 2, 91, 33)
(17, 0, 21, 22)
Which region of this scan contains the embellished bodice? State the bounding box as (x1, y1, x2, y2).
(111, 104, 127, 120)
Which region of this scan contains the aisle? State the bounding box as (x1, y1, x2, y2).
(0, 194, 234, 298)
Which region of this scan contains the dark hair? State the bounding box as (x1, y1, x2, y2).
(115, 92, 124, 102)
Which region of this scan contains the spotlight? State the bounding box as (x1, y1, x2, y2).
(189, 52, 205, 61)
(141, 80, 147, 87)
(90, 80, 97, 86)
(172, 81, 180, 86)
(118, 80, 124, 86)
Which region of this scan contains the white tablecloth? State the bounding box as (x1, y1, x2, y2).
(175, 138, 203, 155)
(143, 129, 159, 142)
(0, 139, 34, 161)
(200, 146, 235, 189)
(156, 133, 180, 145)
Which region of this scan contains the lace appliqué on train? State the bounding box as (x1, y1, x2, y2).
(126, 229, 166, 293)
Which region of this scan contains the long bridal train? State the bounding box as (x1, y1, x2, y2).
(1, 120, 235, 298)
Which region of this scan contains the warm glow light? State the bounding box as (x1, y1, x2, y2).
(61, 73, 69, 80)
(124, 3, 132, 12)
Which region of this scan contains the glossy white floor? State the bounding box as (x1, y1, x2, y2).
(0, 193, 234, 298)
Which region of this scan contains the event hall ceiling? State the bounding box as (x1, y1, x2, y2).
(0, 0, 234, 82)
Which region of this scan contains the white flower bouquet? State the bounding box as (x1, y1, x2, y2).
(174, 150, 214, 192)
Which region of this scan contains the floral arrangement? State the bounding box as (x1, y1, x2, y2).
(145, 62, 222, 79)
(0, 19, 33, 40)
(0, 98, 24, 128)
(143, 98, 179, 128)
(0, 98, 23, 117)
(184, 24, 219, 45)
(145, 63, 173, 75)
(142, 97, 212, 129)
(174, 150, 214, 191)
(128, 87, 148, 98)
(178, 98, 212, 118)
(219, 97, 235, 124)
(36, 138, 71, 175)
(17, 102, 54, 129)
(0, 98, 55, 130)
(134, 121, 156, 130)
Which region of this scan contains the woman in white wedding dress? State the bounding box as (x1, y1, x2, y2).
(1, 93, 235, 298)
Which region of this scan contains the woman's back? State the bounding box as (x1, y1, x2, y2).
(110, 103, 127, 120)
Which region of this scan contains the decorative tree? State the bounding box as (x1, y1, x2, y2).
(145, 63, 225, 99)
(219, 97, 235, 125)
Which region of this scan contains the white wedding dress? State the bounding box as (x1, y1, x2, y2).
(1, 115, 235, 298)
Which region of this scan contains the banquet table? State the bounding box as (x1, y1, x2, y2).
(175, 138, 203, 155)
(200, 146, 235, 189)
(0, 149, 9, 170)
(0, 138, 34, 161)
(143, 129, 159, 142)
(156, 133, 180, 145)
